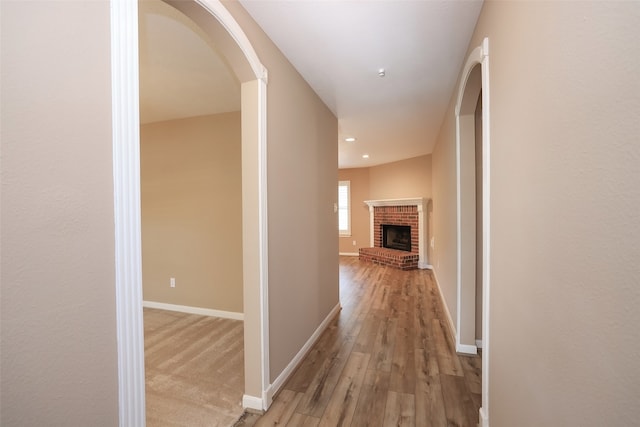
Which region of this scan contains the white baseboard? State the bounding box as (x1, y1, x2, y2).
(456, 343, 478, 355)
(480, 406, 489, 427)
(142, 301, 244, 321)
(476, 339, 483, 349)
(242, 394, 264, 412)
(430, 269, 457, 347)
(419, 262, 433, 269)
(339, 252, 359, 256)
(265, 302, 342, 404)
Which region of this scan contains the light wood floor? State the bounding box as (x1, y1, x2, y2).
(144, 308, 245, 427)
(144, 257, 481, 426)
(239, 256, 481, 427)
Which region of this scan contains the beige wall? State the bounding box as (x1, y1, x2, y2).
(431, 1, 640, 425)
(157, 0, 339, 385)
(0, 1, 119, 425)
(338, 168, 370, 254)
(369, 154, 432, 200)
(1, 0, 339, 418)
(432, 107, 458, 323)
(10, 1, 637, 423)
(141, 113, 243, 313)
(339, 155, 433, 255)
(222, 1, 340, 381)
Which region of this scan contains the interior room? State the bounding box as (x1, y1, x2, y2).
(138, 1, 246, 424)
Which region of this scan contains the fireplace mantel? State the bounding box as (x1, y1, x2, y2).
(364, 198, 430, 269)
(364, 198, 425, 208)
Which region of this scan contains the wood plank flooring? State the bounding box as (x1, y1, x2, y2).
(240, 256, 481, 427)
(144, 308, 245, 427)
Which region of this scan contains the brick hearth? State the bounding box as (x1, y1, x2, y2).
(359, 247, 419, 270)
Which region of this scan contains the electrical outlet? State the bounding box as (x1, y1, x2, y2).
(352, 240, 357, 246)
(170, 277, 176, 288)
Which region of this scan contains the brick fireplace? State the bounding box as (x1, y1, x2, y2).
(359, 198, 429, 270)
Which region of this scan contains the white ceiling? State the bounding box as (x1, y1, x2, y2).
(139, 0, 483, 168)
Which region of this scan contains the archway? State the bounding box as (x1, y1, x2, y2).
(110, 0, 269, 424)
(457, 62, 481, 356)
(455, 37, 491, 427)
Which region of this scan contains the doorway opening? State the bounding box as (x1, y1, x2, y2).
(457, 62, 481, 356)
(139, 1, 244, 423)
(455, 37, 491, 427)
(111, 0, 269, 423)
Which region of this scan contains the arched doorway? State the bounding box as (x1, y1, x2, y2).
(455, 37, 491, 426)
(457, 62, 481, 356)
(110, 0, 269, 423)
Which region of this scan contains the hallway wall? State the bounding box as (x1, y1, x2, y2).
(204, 1, 340, 383)
(0, 2, 118, 424)
(431, 1, 640, 425)
(1, 0, 339, 420)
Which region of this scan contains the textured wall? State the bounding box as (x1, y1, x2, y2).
(1, 1, 119, 424)
(432, 1, 640, 425)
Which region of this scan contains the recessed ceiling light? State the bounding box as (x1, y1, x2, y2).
(345, 137, 356, 142)
(362, 154, 370, 159)
(378, 68, 386, 77)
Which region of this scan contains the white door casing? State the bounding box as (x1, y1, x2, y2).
(455, 37, 491, 427)
(110, 0, 270, 424)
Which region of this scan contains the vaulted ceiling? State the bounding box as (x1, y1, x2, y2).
(139, 0, 483, 168)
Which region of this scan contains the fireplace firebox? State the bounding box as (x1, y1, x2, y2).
(382, 224, 411, 252)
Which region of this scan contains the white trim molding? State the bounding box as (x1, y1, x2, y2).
(455, 36, 491, 425)
(195, 0, 268, 83)
(431, 269, 457, 348)
(257, 77, 270, 409)
(265, 303, 342, 407)
(457, 344, 478, 355)
(364, 198, 430, 269)
(339, 252, 359, 256)
(111, 1, 146, 425)
(433, 268, 477, 356)
(338, 180, 351, 236)
(242, 395, 264, 412)
(480, 36, 492, 427)
(142, 301, 244, 321)
(240, 78, 269, 411)
(112, 0, 270, 423)
(480, 407, 489, 427)
(364, 197, 425, 207)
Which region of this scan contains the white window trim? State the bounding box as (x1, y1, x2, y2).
(338, 180, 351, 236)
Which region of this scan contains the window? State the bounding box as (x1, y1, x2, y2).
(338, 180, 351, 236)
